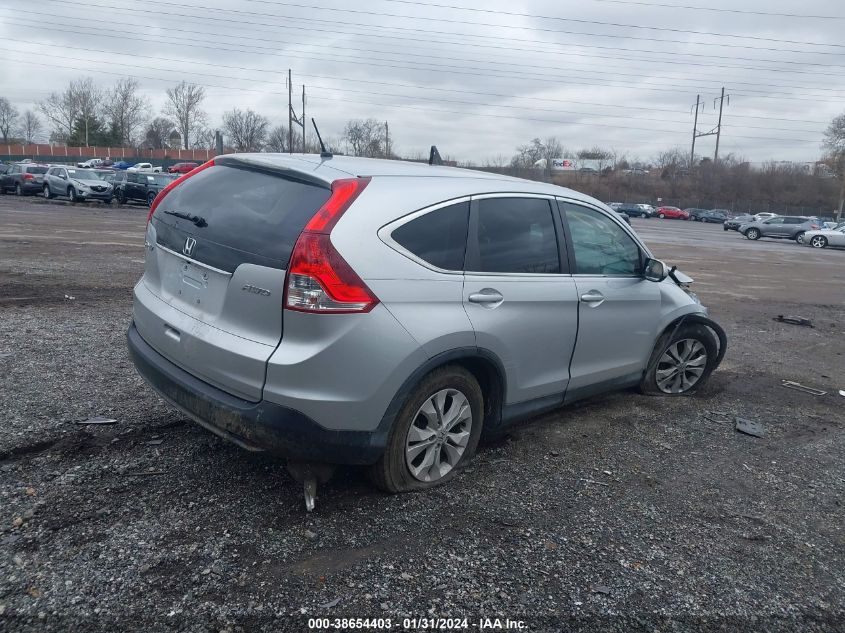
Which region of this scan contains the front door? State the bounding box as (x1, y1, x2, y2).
(463, 196, 579, 404)
(559, 201, 661, 400)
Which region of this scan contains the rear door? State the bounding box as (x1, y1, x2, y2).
(136, 162, 332, 401)
(559, 200, 661, 399)
(463, 195, 578, 404)
(761, 217, 785, 236)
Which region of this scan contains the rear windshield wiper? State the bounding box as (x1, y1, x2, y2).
(164, 209, 207, 228)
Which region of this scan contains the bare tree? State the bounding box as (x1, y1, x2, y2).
(222, 108, 269, 152)
(39, 87, 78, 143)
(511, 138, 545, 169)
(19, 110, 42, 144)
(68, 78, 104, 147)
(0, 97, 20, 143)
(144, 117, 175, 150)
(104, 78, 149, 147)
(343, 119, 386, 157)
(193, 128, 217, 151)
(823, 112, 845, 220)
(265, 125, 289, 152)
(164, 82, 207, 150)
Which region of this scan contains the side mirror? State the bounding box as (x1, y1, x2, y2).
(643, 258, 667, 282)
(59, 174, 67, 180)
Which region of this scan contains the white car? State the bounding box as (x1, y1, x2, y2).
(77, 158, 104, 168)
(128, 162, 162, 173)
(803, 225, 845, 249)
(637, 204, 656, 216)
(753, 212, 777, 221)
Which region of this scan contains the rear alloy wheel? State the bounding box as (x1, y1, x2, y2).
(43, 184, 52, 199)
(15, 184, 22, 196)
(794, 232, 805, 244)
(810, 235, 828, 249)
(658, 213, 665, 219)
(745, 228, 761, 240)
(370, 366, 483, 493)
(641, 323, 718, 396)
(68, 187, 78, 203)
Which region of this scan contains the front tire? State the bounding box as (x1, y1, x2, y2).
(658, 213, 665, 219)
(794, 232, 805, 244)
(641, 323, 719, 396)
(370, 366, 483, 493)
(43, 184, 52, 199)
(810, 235, 828, 248)
(745, 228, 761, 240)
(68, 187, 78, 203)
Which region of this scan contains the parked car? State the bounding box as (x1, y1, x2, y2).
(612, 207, 632, 225)
(77, 158, 104, 168)
(696, 210, 727, 224)
(113, 170, 177, 206)
(0, 163, 49, 195)
(43, 166, 113, 203)
(617, 203, 650, 218)
(739, 216, 822, 243)
(723, 214, 755, 231)
(127, 154, 726, 509)
(685, 208, 709, 221)
(168, 162, 199, 174)
(112, 161, 133, 170)
(803, 224, 845, 249)
(637, 204, 655, 216)
(655, 206, 689, 220)
(753, 212, 777, 221)
(128, 162, 163, 173)
(94, 169, 117, 184)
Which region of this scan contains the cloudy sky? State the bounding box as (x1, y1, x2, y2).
(1, 0, 843, 163)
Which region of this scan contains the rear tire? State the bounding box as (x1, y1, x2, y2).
(68, 187, 78, 203)
(15, 184, 22, 196)
(794, 232, 805, 244)
(641, 323, 719, 396)
(117, 190, 126, 205)
(745, 228, 761, 240)
(369, 366, 483, 493)
(43, 184, 52, 199)
(658, 213, 665, 219)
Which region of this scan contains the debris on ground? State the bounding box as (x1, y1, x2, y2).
(839, 390, 845, 397)
(735, 417, 765, 438)
(319, 598, 341, 609)
(64, 294, 76, 301)
(145, 439, 164, 446)
(75, 416, 117, 425)
(0, 352, 12, 359)
(781, 380, 827, 396)
(774, 315, 813, 328)
(590, 584, 612, 595)
(579, 478, 610, 487)
(303, 529, 318, 541)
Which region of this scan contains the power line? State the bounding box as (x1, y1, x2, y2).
(584, 0, 845, 19)
(40, 0, 845, 51)
(227, 0, 845, 48)
(1, 53, 821, 145)
(4, 24, 844, 106)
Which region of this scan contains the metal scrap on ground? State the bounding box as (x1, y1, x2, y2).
(75, 417, 117, 425)
(735, 417, 765, 438)
(774, 315, 813, 328)
(781, 380, 827, 396)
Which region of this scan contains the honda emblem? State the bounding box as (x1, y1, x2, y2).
(183, 237, 197, 257)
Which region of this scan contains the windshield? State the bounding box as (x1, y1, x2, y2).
(67, 169, 98, 180)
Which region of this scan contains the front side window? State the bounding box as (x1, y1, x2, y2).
(765, 218, 784, 225)
(562, 203, 642, 276)
(391, 201, 469, 271)
(468, 197, 560, 274)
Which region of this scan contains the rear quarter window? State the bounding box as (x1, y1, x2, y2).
(391, 201, 469, 271)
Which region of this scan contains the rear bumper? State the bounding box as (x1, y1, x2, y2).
(126, 322, 386, 465)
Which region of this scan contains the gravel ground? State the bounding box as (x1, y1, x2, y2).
(1, 196, 844, 632)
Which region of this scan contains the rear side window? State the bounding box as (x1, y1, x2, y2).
(468, 198, 560, 274)
(27, 166, 48, 174)
(152, 164, 331, 272)
(391, 201, 469, 271)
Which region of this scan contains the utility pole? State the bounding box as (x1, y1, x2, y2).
(690, 94, 700, 169)
(288, 69, 293, 154)
(385, 121, 389, 158)
(714, 86, 728, 163)
(302, 85, 306, 152)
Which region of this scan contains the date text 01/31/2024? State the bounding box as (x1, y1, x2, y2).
(307, 617, 527, 630)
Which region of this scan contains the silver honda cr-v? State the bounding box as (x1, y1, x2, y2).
(128, 154, 726, 509)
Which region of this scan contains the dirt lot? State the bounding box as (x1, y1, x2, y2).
(1, 196, 843, 632)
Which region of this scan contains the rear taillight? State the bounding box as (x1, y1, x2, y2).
(810, 224, 819, 230)
(146, 159, 215, 225)
(284, 177, 377, 314)
(23, 173, 34, 181)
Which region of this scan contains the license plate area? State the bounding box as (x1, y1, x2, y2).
(179, 261, 209, 306)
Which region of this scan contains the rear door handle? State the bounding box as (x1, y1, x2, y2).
(468, 289, 504, 306)
(580, 290, 605, 305)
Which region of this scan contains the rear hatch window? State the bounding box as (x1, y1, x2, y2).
(151, 164, 331, 272)
(26, 166, 48, 174)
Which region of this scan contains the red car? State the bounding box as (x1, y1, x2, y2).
(655, 206, 689, 220)
(168, 162, 199, 174)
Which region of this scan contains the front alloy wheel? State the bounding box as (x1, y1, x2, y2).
(810, 235, 827, 248)
(745, 228, 761, 240)
(655, 339, 707, 394)
(405, 389, 472, 483)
